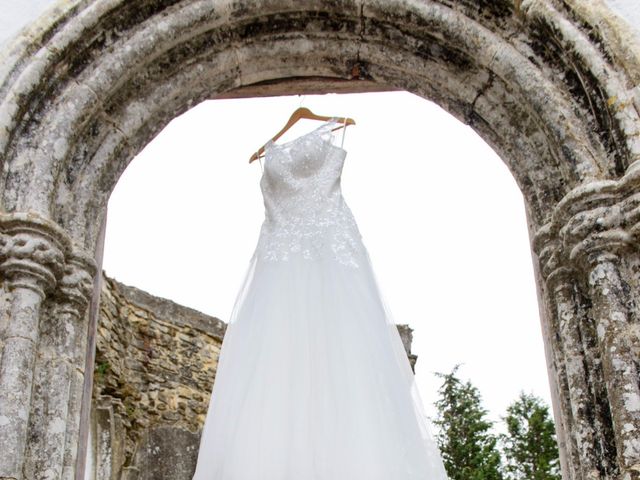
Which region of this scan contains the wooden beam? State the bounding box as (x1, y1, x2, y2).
(213, 76, 400, 99)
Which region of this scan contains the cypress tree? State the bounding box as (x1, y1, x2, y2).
(500, 391, 561, 480)
(433, 365, 504, 480)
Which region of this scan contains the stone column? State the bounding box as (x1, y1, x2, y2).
(62, 253, 99, 480)
(569, 230, 640, 478)
(63, 368, 88, 480)
(23, 252, 96, 480)
(71, 211, 106, 480)
(540, 167, 640, 479)
(545, 265, 600, 479)
(534, 234, 581, 480)
(0, 213, 69, 480)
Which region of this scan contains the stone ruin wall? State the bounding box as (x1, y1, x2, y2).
(87, 272, 418, 480)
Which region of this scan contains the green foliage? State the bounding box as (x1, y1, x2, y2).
(96, 361, 110, 377)
(433, 365, 504, 480)
(500, 391, 561, 480)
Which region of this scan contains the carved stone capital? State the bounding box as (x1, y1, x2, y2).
(534, 170, 640, 280)
(56, 251, 97, 318)
(532, 223, 557, 279)
(0, 212, 71, 299)
(545, 266, 577, 292)
(0, 213, 97, 310)
(568, 229, 633, 269)
(621, 163, 640, 242)
(532, 226, 578, 291)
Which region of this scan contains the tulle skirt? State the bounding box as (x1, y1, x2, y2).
(191, 244, 448, 480)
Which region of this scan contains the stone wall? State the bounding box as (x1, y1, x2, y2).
(87, 272, 418, 480)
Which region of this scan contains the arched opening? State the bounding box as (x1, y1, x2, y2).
(98, 91, 551, 476)
(1, 2, 639, 479)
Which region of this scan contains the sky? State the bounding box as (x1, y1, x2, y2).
(103, 90, 552, 435)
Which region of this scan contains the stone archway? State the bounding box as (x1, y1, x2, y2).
(0, 1, 639, 479)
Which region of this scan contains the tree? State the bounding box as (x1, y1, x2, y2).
(500, 391, 561, 480)
(433, 365, 504, 480)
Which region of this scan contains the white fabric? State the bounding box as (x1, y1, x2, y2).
(192, 118, 448, 480)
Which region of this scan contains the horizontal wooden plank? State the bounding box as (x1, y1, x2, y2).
(213, 76, 400, 99)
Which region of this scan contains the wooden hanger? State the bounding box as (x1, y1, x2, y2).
(249, 107, 356, 163)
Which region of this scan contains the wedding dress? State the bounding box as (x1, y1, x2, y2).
(191, 117, 448, 480)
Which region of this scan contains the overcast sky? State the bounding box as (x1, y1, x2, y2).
(103, 91, 552, 433)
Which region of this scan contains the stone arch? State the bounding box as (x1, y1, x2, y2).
(0, 1, 639, 479)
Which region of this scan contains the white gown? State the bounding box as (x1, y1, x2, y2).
(192, 117, 449, 480)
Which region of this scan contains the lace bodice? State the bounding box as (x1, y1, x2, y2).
(253, 117, 365, 268)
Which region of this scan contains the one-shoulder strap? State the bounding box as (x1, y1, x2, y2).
(340, 116, 348, 148)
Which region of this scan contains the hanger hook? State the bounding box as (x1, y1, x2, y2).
(298, 94, 306, 108)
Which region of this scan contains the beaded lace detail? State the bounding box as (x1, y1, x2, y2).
(254, 118, 364, 268)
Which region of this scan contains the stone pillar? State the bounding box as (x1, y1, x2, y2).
(545, 265, 600, 479)
(569, 231, 640, 478)
(61, 248, 100, 480)
(535, 170, 640, 479)
(63, 368, 88, 480)
(23, 253, 96, 480)
(72, 211, 106, 480)
(555, 166, 640, 478)
(0, 213, 69, 480)
(534, 235, 582, 480)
